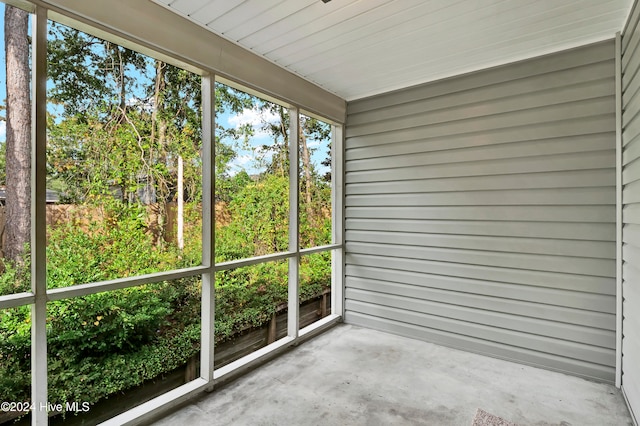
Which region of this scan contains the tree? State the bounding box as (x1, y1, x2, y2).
(4, 5, 31, 263)
(46, 25, 206, 247)
(252, 104, 331, 246)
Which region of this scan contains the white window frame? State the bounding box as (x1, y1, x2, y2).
(0, 3, 344, 425)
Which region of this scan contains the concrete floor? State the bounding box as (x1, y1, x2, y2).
(153, 324, 634, 426)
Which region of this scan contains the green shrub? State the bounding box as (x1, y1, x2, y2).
(46, 277, 201, 405)
(0, 252, 30, 295)
(0, 306, 31, 402)
(0, 192, 331, 411)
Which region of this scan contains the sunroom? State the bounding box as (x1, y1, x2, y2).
(0, 0, 639, 425)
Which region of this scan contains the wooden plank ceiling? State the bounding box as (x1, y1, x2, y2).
(152, 0, 632, 101)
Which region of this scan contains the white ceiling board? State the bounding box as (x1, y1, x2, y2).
(165, 0, 211, 15)
(223, 0, 318, 42)
(237, 0, 355, 50)
(290, 0, 519, 75)
(301, 2, 620, 79)
(253, 0, 390, 54)
(190, 0, 244, 25)
(207, 0, 285, 33)
(266, 0, 431, 64)
(152, 0, 634, 101)
(280, 0, 461, 67)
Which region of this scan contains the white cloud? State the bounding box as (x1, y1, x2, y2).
(229, 154, 252, 172)
(227, 107, 280, 139)
(306, 139, 321, 149)
(0, 121, 5, 141)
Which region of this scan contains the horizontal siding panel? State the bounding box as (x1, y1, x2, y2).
(622, 3, 640, 403)
(623, 59, 640, 112)
(346, 219, 615, 241)
(623, 156, 640, 185)
(623, 261, 640, 348)
(346, 43, 615, 381)
(345, 205, 615, 222)
(346, 151, 615, 183)
(624, 129, 640, 154)
(346, 115, 614, 150)
(622, 83, 640, 126)
(622, 223, 640, 247)
(345, 230, 615, 259)
(622, 369, 640, 422)
(349, 41, 614, 114)
(347, 136, 613, 171)
(624, 282, 640, 332)
(624, 38, 640, 91)
(623, 18, 640, 88)
(624, 18, 639, 58)
(624, 203, 640, 224)
(623, 243, 640, 267)
(346, 254, 615, 295)
(623, 3, 640, 59)
(622, 73, 640, 122)
(346, 97, 614, 138)
(624, 28, 640, 82)
(614, 0, 640, 404)
(346, 132, 613, 162)
(346, 288, 614, 347)
(346, 242, 615, 277)
(348, 79, 614, 133)
(348, 62, 614, 126)
(345, 312, 614, 383)
(622, 131, 640, 163)
(346, 267, 615, 313)
(625, 41, 640, 91)
(623, 261, 640, 291)
(346, 277, 615, 329)
(346, 170, 615, 195)
(345, 289, 615, 348)
(622, 326, 640, 381)
(623, 179, 640, 204)
(623, 307, 640, 352)
(345, 188, 614, 207)
(623, 104, 640, 146)
(345, 301, 615, 367)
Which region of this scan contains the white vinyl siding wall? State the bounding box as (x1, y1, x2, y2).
(622, 0, 640, 420)
(344, 40, 617, 383)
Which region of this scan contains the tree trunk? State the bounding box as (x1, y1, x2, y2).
(177, 155, 184, 250)
(4, 6, 31, 263)
(300, 129, 315, 246)
(150, 60, 171, 244)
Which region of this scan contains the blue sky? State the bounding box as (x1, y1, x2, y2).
(0, 3, 330, 178)
(220, 105, 329, 177)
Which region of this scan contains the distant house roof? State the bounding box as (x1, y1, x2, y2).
(0, 187, 60, 204)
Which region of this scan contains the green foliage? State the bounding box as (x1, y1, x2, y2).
(46, 201, 180, 287)
(216, 175, 289, 261)
(0, 306, 31, 401)
(46, 277, 201, 405)
(0, 255, 30, 295)
(0, 187, 331, 406)
(0, 22, 333, 417)
(300, 251, 331, 300)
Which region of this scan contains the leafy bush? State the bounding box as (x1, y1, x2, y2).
(0, 257, 30, 295)
(46, 277, 201, 405)
(46, 201, 179, 287)
(215, 262, 288, 341)
(0, 306, 31, 402)
(0, 183, 331, 412)
(215, 175, 289, 261)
